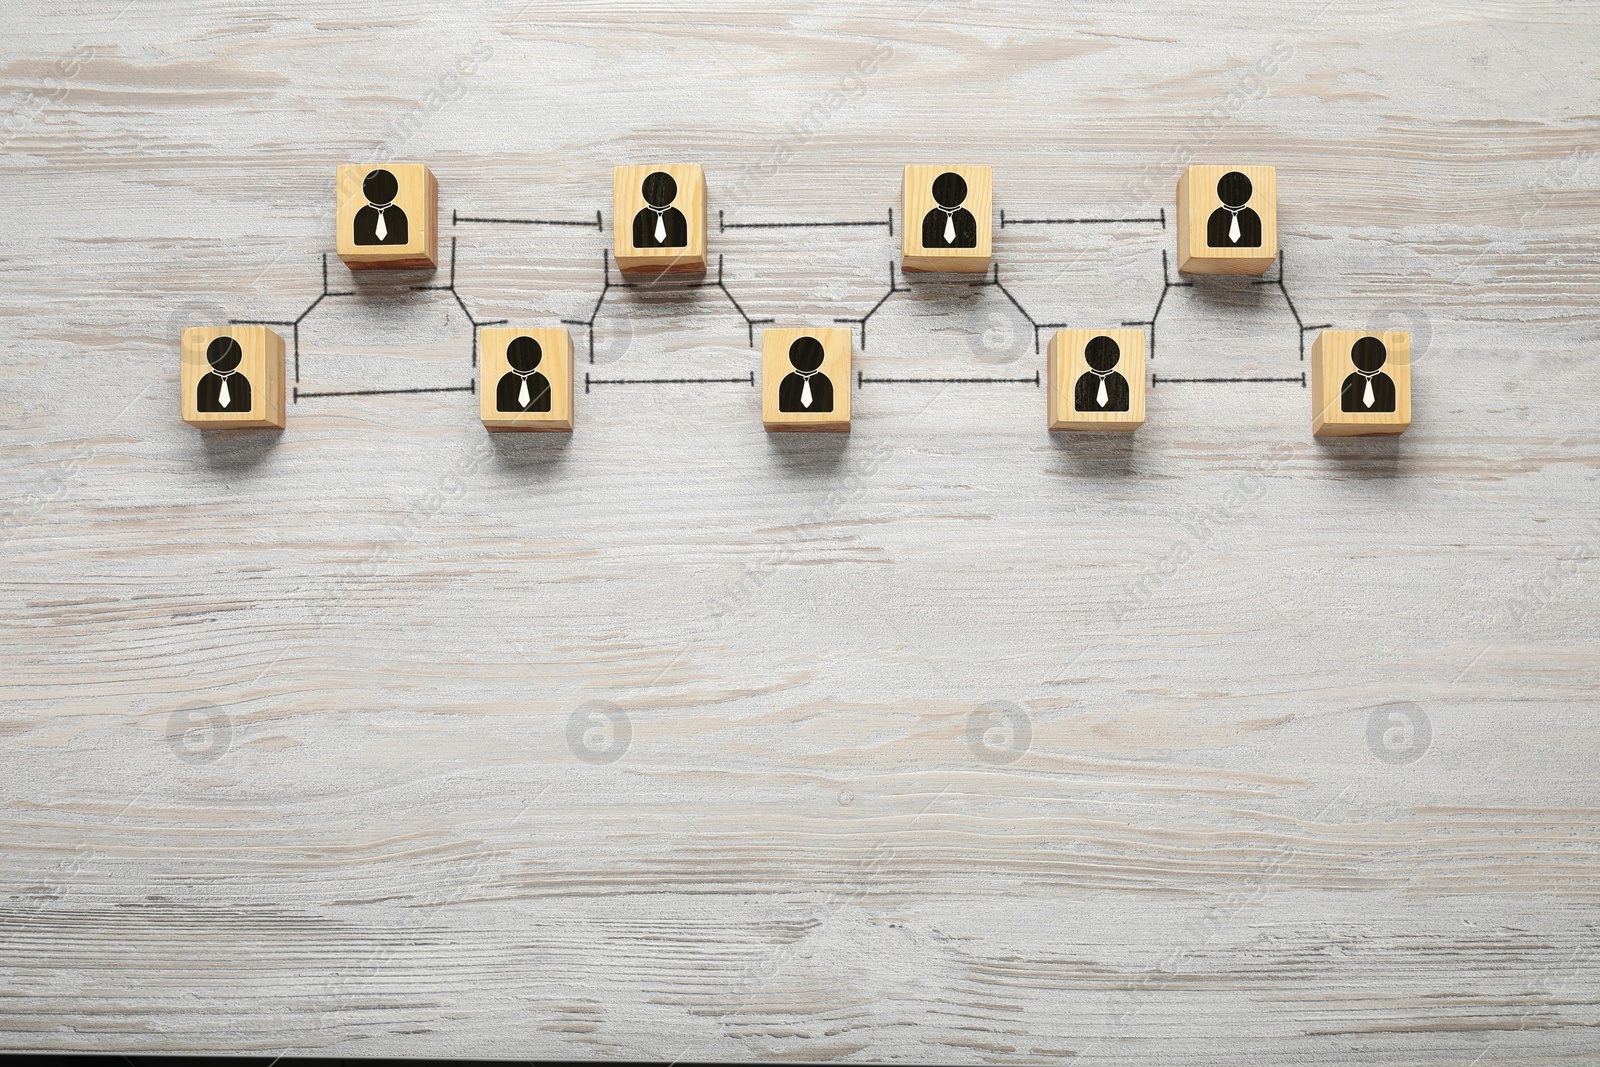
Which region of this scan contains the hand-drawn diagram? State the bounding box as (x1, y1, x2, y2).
(219, 179, 1330, 409)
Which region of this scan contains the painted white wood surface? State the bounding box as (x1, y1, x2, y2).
(2, 1, 1598, 1062)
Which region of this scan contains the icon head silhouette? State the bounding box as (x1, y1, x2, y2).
(1084, 335, 1121, 371)
(506, 336, 543, 372)
(363, 168, 399, 207)
(1350, 335, 1387, 372)
(931, 171, 968, 209)
(205, 336, 243, 373)
(1216, 171, 1253, 208)
(641, 171, 678, 208)
(788, 336, 825, 372)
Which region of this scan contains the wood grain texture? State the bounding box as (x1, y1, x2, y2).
(2, 1, 1598, 1062)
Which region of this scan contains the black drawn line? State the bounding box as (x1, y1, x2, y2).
(859, 371, 1040, 387)
(720, 208, 894, 232)
(1001, 208, 1166, 229)
(1151, 373, 1306, 387)
(230, 252, 357, 384)
(1116, 248, 1193, 361)
(585, 371, 755, 394)
(295, 384, 476, 399)
(1251, 248, 1333, 360)
(453, 208, 603, 230)
(833, 260, 910, 351)
(410, 236, 507, 369)
(969, 263, 1045, 354)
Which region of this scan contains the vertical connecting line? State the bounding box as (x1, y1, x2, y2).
(1251, 248, 1332, 360)
(969, 263, 1042, 354)
(833, 261, 910, 351)
(561, 251, 622, 364)
(1119, 248, 1192, 361)
(228, 251, 356, 393)
(410, 236, 508, 369)
(706, 254, 774, 347)
(565, 252, 771, 359)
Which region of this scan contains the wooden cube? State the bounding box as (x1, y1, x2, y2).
(180, 325, 286, 429)
(480, 328, 574, 432)
(335, 163, 438, 270)
(762, 327, 851, 433)
(1047, 329, 1146, 432)
(613, 164, 707, 274)
(901, 165, 992, 273)
(1312, 330, 1411, 436)
(1176, 165, 1277, 275)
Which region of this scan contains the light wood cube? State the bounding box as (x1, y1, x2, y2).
(335, 163, 439, 270)
(762, 327, 851, 433)
(180, 325, 285, 429)
(479, 328, 574, 433)
(1312, 330, 1411, 436)
(613, 164, 707, 274)
(901, 165, 992, 273)
(1047, 329, 1147, 432)
(1176, 165, 1277, 275)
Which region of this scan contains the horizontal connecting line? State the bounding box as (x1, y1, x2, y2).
(453, 209, 603, 230)
(719, 208, 893, 234)
(1152, 374, 1306, 386)
(295, 384, 475, 399)
(585, 372, 755, 393)
(1001, 208, 1165, 229)
(859, 372, 1040, 387)
(727, 220, 886, 228)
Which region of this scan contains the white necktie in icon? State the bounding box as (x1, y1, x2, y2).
(800, 377, 813, 408)
(375, 209, 387, 241)
(945, 214, 956, 244)
(1229, 212, 1241, 244)
(1364, 378, 1375, 408)
(655, 213, 666, 243)
(519, 377, 531, 407)
(1097, 377, 1109, 408)
(218, 377, 230, 408)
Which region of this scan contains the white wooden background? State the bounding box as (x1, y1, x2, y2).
(3, 1, 1598, 1062)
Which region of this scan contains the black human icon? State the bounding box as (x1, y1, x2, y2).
(921, 171, 978, 249)
(497, 336, 552, 413)
(1206, 170, 1262, 248)
(195, 335, 252, 413)
(631, 171, 688, 249)
(1340, 335, 1396, 413)
(353, 168, 409, 246)
(777, 336, 834, 413)
(1073, 335, 1130, 412)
